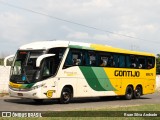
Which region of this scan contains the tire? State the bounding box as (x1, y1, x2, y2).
(59, 87, 72, 104)
(134, 86, 142, 99)
(125, 86, 133, 100)
(33, 99, 44, 103)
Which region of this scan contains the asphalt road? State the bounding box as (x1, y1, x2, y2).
(0, 93, 160, 111)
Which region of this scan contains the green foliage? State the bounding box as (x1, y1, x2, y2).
(156, 54, 160, 74)
(0, 58, 4, 65)
(0, 58, 12, 66)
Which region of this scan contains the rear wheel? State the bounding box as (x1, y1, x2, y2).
(59, 87, 72, 104)
(134, 86, 142, 99)
(125, 86, 133, 100)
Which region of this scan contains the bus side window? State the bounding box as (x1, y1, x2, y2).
(130, 55, 136, 68)
(119, 55, 125, 68)
(64, 49, 83, 67)
(126, 55, 131, 68)
(107, 55, 115, 67)
(64, 50, 72, 67)
(99, 56, 108, 67)
(113, 54, 119, 67)
(137, 57, 146, 69)
(42, 57, 55, 79)
(72, 53, 82, 66)
(88, 51, 96, 66)
(97, 52, 110, 67)
(147, 57, 154, 69)
(48, 47, 66, 65)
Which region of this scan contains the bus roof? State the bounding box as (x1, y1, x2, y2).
(19, 40, 155, 57)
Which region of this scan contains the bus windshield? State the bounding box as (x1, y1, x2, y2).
(10, 50, 46, 84)
(10, 47, 66, 84)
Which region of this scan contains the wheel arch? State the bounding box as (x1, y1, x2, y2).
(62, 85, 74, 97)
(127, 84, 134, 90)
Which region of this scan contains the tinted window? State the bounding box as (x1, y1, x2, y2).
(87, 51, 97, 66)
(64, 49, 83, 67)
(63, 48, 155, 69)
(119, 55, 125, 68)
(137, 56, 146, 69)
(147, 57, 155, 69)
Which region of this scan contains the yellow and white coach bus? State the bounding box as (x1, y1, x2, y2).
(9, 40, 156, 104)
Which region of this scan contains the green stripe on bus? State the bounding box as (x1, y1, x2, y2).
(79, 66, 106, 91)
(69, 45, 94, 50)
(21, 83, 35, 89)
(26, 83, 35, 88)
(79, 66, 116, 91)
(92, 67, 116, 91)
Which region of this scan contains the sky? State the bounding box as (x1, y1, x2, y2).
(0, 0, 160, 57)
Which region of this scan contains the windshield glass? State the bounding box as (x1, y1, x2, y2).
(10, 50, 45, 84)
(10, 48, 66, 84)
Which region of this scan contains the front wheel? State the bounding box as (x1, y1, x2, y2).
(59, 87, 72, 104)
(125, 86, 133, 100)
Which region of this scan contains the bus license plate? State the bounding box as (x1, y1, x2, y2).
(17, 93, 23, 96)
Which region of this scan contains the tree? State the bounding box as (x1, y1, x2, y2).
(0, 58, 12, 66)
(0, 58, 4, 65)
(156, 54, 160, 74)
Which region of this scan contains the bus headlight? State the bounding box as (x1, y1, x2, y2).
(31, 83, 45, 90)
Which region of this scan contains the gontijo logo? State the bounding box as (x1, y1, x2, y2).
(114, 70, 140, 77)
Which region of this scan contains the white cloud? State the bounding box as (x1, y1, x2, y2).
(66, 31, 127, 42)
(60, 26, 74, 33)
(143, 24, 158, 32)
(93, 34, 109, 41)
(0, 12, 29, 42)
(67, 32, 90, 39)
(0, 0, 160, 54)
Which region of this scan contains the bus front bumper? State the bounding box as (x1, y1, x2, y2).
(8, 86, 57, 99)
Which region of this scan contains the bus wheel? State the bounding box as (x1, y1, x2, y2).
(125, 86, 133, 100)
(60, 87, 72, 104)
(33, 99, 44, 103)
(134, 86, 142, 99)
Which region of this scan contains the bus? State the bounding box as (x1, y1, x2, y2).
(8, 40, 156, 104)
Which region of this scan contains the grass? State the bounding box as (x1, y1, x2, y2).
(0, 104, 160, 120)
(94, 104, 160, 111)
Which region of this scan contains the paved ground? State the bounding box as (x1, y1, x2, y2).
(0, 93, 160, 111)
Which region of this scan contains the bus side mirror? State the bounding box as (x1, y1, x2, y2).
(4, 54, 15, 67)
(36, 54, 55, 67)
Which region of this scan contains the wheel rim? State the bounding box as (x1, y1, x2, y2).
(127, 88, 132, 97)
(62, 91, 70, 102)
(135, 87, 141, 97)
(125, 87, 133, 99)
